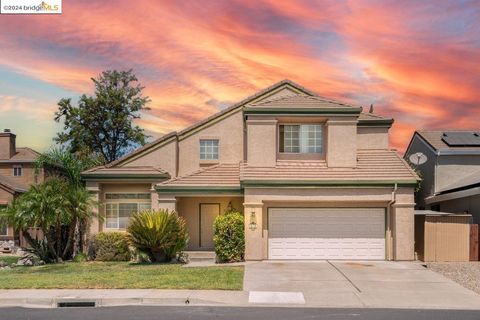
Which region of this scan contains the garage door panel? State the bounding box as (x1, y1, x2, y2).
(268, 208, 385, 260)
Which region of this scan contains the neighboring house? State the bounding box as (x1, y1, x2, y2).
(0, 129, 46, 241)
(405, 130, 480, 223)
(83, 80, 419, 261)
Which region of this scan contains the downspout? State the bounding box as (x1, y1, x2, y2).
(386, 183, 398, 261)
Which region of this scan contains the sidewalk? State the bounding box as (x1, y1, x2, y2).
(0, 289, 249, 308)
(1, 286, 480, 310)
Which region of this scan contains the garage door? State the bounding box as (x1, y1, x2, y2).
(268, 208, 385, 260)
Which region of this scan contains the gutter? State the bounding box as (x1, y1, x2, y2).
(386, 183, 398, 261)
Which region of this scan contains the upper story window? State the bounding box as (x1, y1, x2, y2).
(13, 165, 22, 177)
(200, 139, 219, 160)
(279, 124, 323, 154)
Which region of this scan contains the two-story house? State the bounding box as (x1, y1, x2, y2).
(405, 130, 480, 223)
(83, 80, 419, 261)
(0, 129, 46, 241)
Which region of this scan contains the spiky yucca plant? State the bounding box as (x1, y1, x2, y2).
(126, 209, 188, 262)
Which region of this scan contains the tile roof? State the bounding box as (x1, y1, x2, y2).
(358, 112, 392, 121)
(240, 150, 419, 184)
(249, 94, 357, 109)
(437, 169, 480, 194)
(159, 150, 419, 190)
(158, 163, 241, 188)
(417, 130, 480, 151)
(82, 165, 170, 178)
(0, 147, 40, 162)
(0, 175, 28, 193)
(105, 79, 317, 168)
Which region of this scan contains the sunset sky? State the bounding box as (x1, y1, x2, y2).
(0, 0, 479, 153)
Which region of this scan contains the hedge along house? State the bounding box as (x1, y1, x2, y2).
(82, 80, 419, 261)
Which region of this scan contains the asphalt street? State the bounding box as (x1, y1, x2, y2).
(1, 306, 480, 320)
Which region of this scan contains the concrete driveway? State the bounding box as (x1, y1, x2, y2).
(244, 261, 480, 309)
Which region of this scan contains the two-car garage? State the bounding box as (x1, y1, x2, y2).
(268, 208, 386, 260)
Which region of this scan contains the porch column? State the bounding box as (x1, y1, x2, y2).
(158, 194, 177, 212)
(392, 202, 415, 260)
(150, 184, 159, 210)
(244, 202, 264, 260)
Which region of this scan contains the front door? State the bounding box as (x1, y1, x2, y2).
(199, 203, 220, 250)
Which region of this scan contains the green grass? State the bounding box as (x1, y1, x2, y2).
(0, 261, 244, 290)
(0, 256, 20, 266)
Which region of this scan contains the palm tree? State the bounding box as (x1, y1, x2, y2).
(34, 147, 100, 257)
(3, 178, 70, 262)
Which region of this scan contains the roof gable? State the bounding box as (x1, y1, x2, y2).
(107, 79, 315, 168)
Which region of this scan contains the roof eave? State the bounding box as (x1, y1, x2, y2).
(240, 180, 418, 188)
(243, 107, 362, 116)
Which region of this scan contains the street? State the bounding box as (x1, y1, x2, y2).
(1, 306, 480, 320)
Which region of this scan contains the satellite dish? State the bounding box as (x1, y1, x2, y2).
(409, 152, 428, 165)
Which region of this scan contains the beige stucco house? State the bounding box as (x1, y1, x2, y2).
(83, 80, 419, 261)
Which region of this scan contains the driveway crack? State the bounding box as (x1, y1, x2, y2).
(327, 260, 362, 293)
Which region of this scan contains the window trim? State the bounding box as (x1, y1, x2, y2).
(104, 193, 151, 230)
(13, 165, 22, 177)
(199, 139, 220, 162)
(277, 123, 325, 160)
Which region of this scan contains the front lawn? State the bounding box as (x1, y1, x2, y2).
(0, 261, 244, 290)
(0, 255, 20, 266)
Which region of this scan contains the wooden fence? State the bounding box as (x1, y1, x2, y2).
(471, 224, 479, 261)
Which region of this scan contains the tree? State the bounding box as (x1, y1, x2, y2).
(2, 178, 96, 263)
(34, 148, 99, 256)
(3, 178, 70, 263)
(54, 70, 150, 163)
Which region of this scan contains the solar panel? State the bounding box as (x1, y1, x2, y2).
(442, 132, 480, 146)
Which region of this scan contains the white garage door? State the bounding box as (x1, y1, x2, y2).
(268, 208, 385, 260)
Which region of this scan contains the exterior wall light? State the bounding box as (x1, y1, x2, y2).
(249, 211, 257, 231)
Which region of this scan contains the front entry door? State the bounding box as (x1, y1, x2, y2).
(199, 204, 220, 249)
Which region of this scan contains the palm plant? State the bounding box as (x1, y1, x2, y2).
(34, 147, 99, 256)
(126, 209, 188, 263)
(3, 178, 71, 262)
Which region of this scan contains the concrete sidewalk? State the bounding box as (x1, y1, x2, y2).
(0, 289, 249, 308)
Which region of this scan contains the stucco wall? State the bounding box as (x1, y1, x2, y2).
(246, 118, 277, 167)
(178, 110, 244, 176)
(123, 139, 177, 177)
(326, 118, 357, 168)
(438, 194, 480, 224)
(176, 196, 244, 250)
(436, 155, 480, 193)
(357, 127, 389, 149)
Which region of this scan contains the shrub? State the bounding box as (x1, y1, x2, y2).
(126, 209, 188, 263)
(73, 252, 88, 262)
(94, 232, 130, 261)
(213, 211, 245, 263)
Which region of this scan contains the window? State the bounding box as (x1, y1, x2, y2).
(279, 124, 323, 153)
(13, 165, 22, 177)
(105, 202, 151, 229)
(200, 139, 219, 160)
